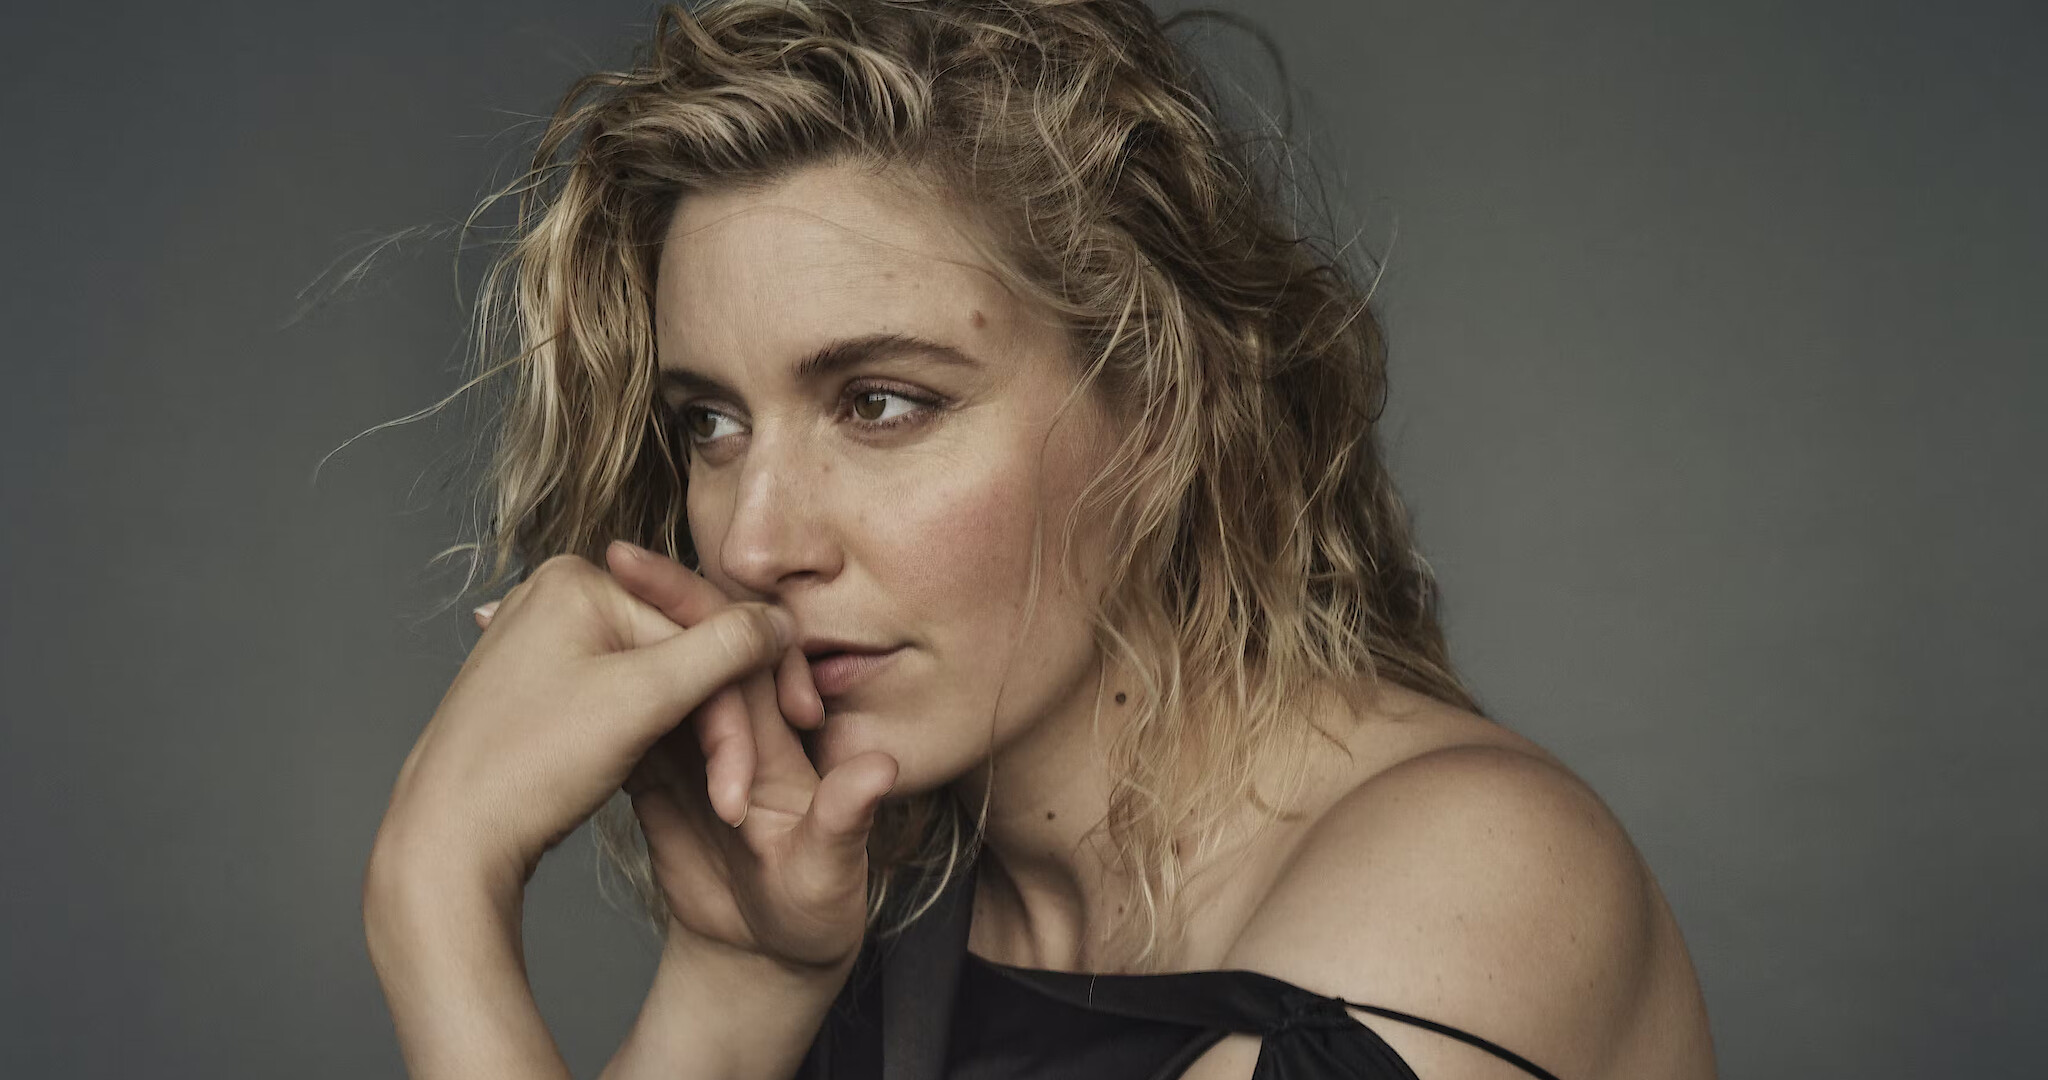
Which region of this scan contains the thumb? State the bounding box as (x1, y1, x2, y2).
(607, 602, 794, 738)
(793, 751, 899, 877)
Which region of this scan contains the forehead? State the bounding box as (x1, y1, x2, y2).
(654, 164, 1040, 369)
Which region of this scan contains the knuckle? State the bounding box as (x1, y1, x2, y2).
(709, 607, 773, 666)
(527, 553, 593, 588)
(520, 554, 613, 614)
(487, 582, 529, 620)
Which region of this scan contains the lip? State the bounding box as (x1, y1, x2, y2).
(804, 646, 904, 697)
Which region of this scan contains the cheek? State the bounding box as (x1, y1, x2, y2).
(865, 412, 1114, 628)
(866, 462, 1042, 616)
(684, 483, 719, 573)
(684, 476, 752, 595)
(872, 446, 1112, 707)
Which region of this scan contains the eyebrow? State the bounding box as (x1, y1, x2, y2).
(657, 331, 982, 401)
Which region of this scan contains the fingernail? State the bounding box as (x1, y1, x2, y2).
(473, 600, 501, 621)
(734, 803, 749, 828)
(611, 539, 647, 560)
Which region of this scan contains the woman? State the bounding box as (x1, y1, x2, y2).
(364, 2, 1717, 1077)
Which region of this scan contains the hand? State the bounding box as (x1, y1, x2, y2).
(478, 541, 901, 971)
(600, 545, 827, 831)
(370, 551, 795, 904)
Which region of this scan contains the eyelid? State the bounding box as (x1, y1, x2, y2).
(845, 374, 931, 395)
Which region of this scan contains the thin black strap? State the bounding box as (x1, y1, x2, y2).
(977, 954, 1563, 1080)
(907, 852, 1563, 1080)
(1339, 1000, 1564, 1080)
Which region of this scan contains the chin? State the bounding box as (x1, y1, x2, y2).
(805, 703, 982, 796)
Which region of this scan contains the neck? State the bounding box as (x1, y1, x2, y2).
(940, 657, 1379, 973)
(946, 658, 1140, 972)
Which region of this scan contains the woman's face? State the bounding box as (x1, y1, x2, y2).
(654, 160, 1117, 793)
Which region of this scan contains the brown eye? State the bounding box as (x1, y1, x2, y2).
(680, 406, 740, 442)
(847, 388, 928, 426)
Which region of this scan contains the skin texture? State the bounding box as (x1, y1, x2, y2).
(634, 159, 1716, 1078)
(368, 552, 848, 1080)
(653, 163, 1151, 959)
(657, 165, 1118, 792)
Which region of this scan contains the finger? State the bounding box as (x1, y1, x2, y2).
(695, 685, 754, 827)
(469, 576, 534, 631)
(465, 569, 549, 637)
(471, 572, 539, 630)
(629, 783, 733, 900)
(735, 666, 819, 812)
(777, 646, 825, 730)
(592, 569, 799, 817)
(792, 751, 898, 882)
(607, 602, 794, 740)
(631, 786, 752, 947)
(600, 570, 742, 653)
(605, 540, 731, 628)
(605, 541, 824, 733)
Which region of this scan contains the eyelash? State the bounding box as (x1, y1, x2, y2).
(673, 381, 944, 450)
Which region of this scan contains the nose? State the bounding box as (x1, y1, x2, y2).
(710, 431, 843, 599)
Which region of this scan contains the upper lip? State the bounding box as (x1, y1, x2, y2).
(798, 637, 898, 660)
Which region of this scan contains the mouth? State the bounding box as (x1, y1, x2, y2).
(801, 642, 904, 697)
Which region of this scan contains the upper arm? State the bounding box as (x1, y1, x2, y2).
(1220, 745, 1662, 1080)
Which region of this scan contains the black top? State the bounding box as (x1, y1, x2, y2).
(794, 858, 1564, 1080)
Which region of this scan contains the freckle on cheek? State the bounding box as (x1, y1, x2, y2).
(900, 478, 1031, 601)
(969, 309, 986, 329)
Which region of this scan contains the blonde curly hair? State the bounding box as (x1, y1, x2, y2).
(434, 0, 1480, 971)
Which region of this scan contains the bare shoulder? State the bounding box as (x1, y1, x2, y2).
(1216, 727, 1717, 1079)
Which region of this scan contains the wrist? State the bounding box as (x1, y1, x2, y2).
(360, 842, 569, 1080)
(362, 835, 534, 989)
(659, 919, 860, 986)
(606, 924, 854, 1080)
(364, 821, 527, 924)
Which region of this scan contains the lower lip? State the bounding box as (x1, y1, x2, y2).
(808, 648, 903, 697)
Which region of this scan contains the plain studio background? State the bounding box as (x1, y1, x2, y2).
(2, 1, 2041, 1076)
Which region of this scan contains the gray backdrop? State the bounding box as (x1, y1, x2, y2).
(3, 1, 2041, 1077)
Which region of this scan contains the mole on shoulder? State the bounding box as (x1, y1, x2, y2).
(1045, 810, 1056, 820)
(1114, 692, 1127, 705)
